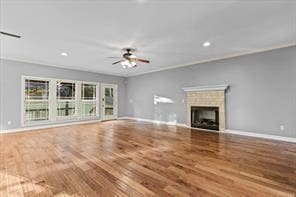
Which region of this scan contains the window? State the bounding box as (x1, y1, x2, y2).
(105, 87, 114, 116)
(81, 83, 97, 117)
(24, 79, 49, 123)
(22, 76, 102, 125)
(56, 81, 76, 117)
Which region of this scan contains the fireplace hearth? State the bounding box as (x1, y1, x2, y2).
(191, 106, 219, 131)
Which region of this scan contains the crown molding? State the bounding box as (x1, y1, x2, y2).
(1, 43, 295, 78)
(0, 57, 127, 77)
(128, 43, 296, 77)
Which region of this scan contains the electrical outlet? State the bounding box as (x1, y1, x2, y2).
(280, 125, 285, 131)
(7, 121, 12, 125)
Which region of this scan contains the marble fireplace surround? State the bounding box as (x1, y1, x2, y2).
(183, 85, 229, 131)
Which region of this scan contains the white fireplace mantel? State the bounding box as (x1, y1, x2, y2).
(182, 84, 229, 92)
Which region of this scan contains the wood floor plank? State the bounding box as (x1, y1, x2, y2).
(0, 119, 295, 196)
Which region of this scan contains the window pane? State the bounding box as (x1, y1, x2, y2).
(81, 84, 97, 117)
(56, 81, 76, 118)
(82, 84, 96, 100)
(57, 82, 75, 100)
(82, 101, 96, 117)
(25, 101, 49, 121)
(105, 107, 113, 116)
(57, 101, 76, 117)
(105, 88, 113, 106)
(105, 88, 110, 96)
(24, 79, 49, 123)
(25, 80, 49, 100)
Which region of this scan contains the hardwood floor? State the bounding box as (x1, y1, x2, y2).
(0, 120, 295, 196)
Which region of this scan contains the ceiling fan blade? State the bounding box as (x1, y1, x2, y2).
(0, 31, 21, 38)
(112, 60, 124, 65)
(135, 58, 150, 63)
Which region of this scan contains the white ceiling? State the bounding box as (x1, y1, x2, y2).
(1, 0, 296, 77)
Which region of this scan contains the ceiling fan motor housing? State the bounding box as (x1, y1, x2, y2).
(123, 52, 133, 59)
(112, 47, 149, 67)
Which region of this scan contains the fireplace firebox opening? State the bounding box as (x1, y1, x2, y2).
(191, 106, 219, 131)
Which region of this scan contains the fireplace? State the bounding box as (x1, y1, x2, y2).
(191, 106, 219, 131)
(184, 85, 228, 131)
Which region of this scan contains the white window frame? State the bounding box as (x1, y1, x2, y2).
(21, 76, 101, 126)
(101, 83, 118, 120)
(80, 81, 100, 119)
(56, 79, 79, 120)
(21, 76, 51, 126)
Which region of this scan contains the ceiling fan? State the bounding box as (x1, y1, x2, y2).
(0, 31, 21, 38)
(112, 48, 150, 68)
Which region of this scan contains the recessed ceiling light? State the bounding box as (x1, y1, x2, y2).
(61, 52, 68, 56)
(203, 41, 211, 47)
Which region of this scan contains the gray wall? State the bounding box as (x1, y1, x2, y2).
(1, 46, 296, 138)
(126, 46, 296, 138)
(0, 59, 127, 130)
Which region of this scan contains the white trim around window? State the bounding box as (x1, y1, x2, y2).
(101, 83, 118, 120)
(21, 76, 101, 126)
(56, 79, 79, 120)
(81, 81, 100, 118)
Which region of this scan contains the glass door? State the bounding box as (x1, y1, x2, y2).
(101, 84, 117, 120)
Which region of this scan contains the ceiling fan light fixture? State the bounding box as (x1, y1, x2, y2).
(113, 48, 148, 68)
(121, 60, 129, 66)
(130, 61, 137, 67)
(121, 60, 136, 68)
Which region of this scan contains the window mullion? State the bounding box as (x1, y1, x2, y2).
(76, 81, 81, 118)
(96, 83, 100, 117)
(49, 79, 57, 121)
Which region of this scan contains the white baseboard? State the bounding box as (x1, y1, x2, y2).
(120, 117, 296, 143)
(1, 119, 102, 134)
(118, 117, 188, 128)
(225, 129, 296, 143)
(2, 117, 295, 143)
